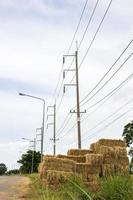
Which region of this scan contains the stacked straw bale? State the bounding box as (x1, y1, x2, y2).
(39, 156, 76, 186)
(38, 139, 129, 190)
(57, 154, 86, 163)
(67, 149, 93, 156)
(90, 139, 129, 176)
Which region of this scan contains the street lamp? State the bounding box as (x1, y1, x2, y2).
(19, 93, 45, 161)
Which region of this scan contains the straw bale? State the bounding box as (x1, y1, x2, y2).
(67, 149, 93, 156)
(97, 139, 126, 147)
(90, 143, 96, 152)
(76, 163, 101, 180)
(43, 157, 76, 172)
(118, 156, 129, 165)
(46, 170, 73, 185)
(114, 147, 127, 158)
(57, 154, 86, 163)
(99, 146, 115, 158)
(103, 157, 116, 165)
(102, 164, 115, 176)
(86, 154, 103, 166)
(114, 164, 129, 173)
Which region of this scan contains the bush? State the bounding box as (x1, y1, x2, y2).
(6, 169, 20, 175)
(97, 174, 133, 200)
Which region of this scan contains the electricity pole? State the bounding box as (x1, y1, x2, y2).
(47, 103, 59, 155)
(63, 44, 86, 149)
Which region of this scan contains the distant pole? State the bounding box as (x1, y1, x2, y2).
(41, 100, 45, 161)
(53, 103, 56, 156)
(47, 103, 59, 156)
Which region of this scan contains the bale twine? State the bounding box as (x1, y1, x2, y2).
(86, 154, 103, 166)
(67, 149, 93, 156)
(57, 154, 86, 163)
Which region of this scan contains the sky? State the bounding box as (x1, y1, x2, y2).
(0, 0, 133, 170)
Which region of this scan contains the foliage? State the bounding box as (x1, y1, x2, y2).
(17, 150, 41, 174)
(28, 174, 133, 200)
(28, 174, 94, 200)
(6, 169, 20, 175)
(122, 121, 133, 147)
(97, 174, 133, 200)
(0, 163, 7, 175)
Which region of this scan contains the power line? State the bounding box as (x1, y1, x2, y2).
(58, 73, 133, 140)
(85, 73, 133, 111)
(67, 0, 89, 54)
(79, 0, 113, 67)
(83, 96, 133, 136)
(49, 0, 89, 106)
(81, 73, 133, 122)
(82, 106, 133, 143)
(78, 40, 133, 107)
(78, 0, 100, 49)
(64, 0, 113, 93)
(79, 52, 133, 108)
(56, 114, 73, 137)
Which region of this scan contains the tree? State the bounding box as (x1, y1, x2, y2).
(17, 150, 41, 174)
(122, 121, 133, 147)
(0, 163, 7, 175)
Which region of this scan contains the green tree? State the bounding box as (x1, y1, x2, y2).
(0, 163, 7, 175)
(122, 121, 133, 147)
(17, 150, 41, 174)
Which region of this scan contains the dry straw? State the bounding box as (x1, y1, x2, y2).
(67, 149, 93, 156)
(57, 154, 86, 163)
(86, 153, 103, 166)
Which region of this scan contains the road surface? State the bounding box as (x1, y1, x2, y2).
(0, 176, 31, 200)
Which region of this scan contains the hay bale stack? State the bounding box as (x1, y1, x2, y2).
(86, 154, 103, 166)
(90, 139, 129, 176)
(67, 149, 93, 156)
(57, 154, 86, 163)
(39, 156, 76, 180)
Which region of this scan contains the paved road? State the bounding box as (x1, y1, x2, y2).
(0, 176, 31, 200)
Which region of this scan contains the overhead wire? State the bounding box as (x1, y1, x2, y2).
(58, 73, 133, 140)
(64, 0, 113, 93)
(82, 106, 133, 143)
(79, 52, 133, 108)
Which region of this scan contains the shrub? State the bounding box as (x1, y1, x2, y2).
(97, 174, 133, 200)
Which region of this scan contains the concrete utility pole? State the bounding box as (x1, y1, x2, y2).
(75, 49, 81, 149)
(63, 43, 86, 149)
(47, 103, 59, 155)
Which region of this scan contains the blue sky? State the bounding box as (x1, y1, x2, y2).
(0, 0, 133, 169)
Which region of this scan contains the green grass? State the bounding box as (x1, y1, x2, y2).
(28, 173, 133, 200)
(96, 174, 133, 200)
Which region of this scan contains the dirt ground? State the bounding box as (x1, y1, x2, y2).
(0, 176, 32, 200)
